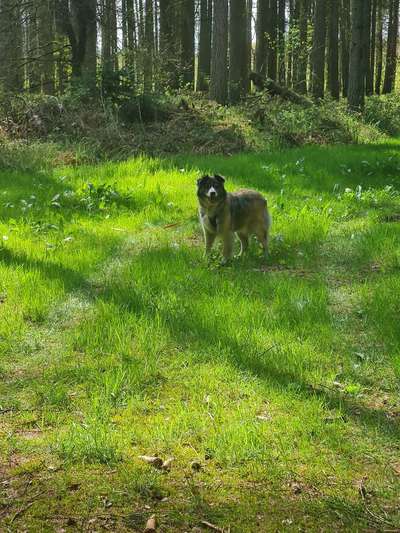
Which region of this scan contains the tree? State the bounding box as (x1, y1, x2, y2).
(340, 0, 351, 97)
(38, 0, 56, 94)
(295, 0, 309, 94)
(160, 0, 178, 87)
(327, 0, 340, 99)
(143, 0, 154, 93)
(0, 0, 24, 91)
(367, 0, 377, 95)
(198, 0, 212, 90)
(181, 0, 195, 87)
(375, 0, 383, 94)
(247, 0, 253, 89)
(382, 0, 400, 94)
(310, 0, 327, 99)
(229, 0, 248, 102)
(363, 0, 372, 97)
(277, 0, 286, 84)
(209, 0, 228, 103)
(255, 0, 268, 76)
(348, 0, 366, 111)
(55, 0, 98, 86)
(267, 0, 278, 80)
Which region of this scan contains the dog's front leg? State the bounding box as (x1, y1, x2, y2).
(204, 230, 216, 256)
(221, 233, 234, 265)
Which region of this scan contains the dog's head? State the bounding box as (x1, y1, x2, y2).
(197, 174, 226, 205)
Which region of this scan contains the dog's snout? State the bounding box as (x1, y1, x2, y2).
(207, 186, 217, 199)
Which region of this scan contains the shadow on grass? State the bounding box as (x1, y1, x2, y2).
(94, 245, 400, 442)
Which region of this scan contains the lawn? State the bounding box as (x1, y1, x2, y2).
(1, 141, 400, 532)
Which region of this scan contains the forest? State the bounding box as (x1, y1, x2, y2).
(1, 2, 400, 532)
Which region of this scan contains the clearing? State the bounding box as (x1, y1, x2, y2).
(1, 141, 400, 532)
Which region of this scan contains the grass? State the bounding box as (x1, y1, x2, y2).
(1, 141, 400, 531)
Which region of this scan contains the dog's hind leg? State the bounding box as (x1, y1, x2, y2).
(237, 232, 249, 257)
(256, 226, 269, 260)
(221, 233, 234, 265)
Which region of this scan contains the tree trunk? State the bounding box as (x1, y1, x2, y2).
(287, 0, 297, 87)
(375, 0, 383, 94)
(181, 0, 195, 87)
(143, 0, 154, 93)
(340, 0, 350, 97)
(348, 0, 366, 111)
(209, 0, 228, 103)
(311, 0, 327, 99)
(198, 0, 212, 90)
(26, 3, 41, 92)
(327, 0, 339, 99)
(81, 0, 97, 90)
(382, 0, 399, 94)
(247, 0, 253, 90)
(368, 0, 377, 95)
(363, 0, 372, 96)
(255, 0, 268, 76)
(267, 0, 278, 80)
(277, 0, 286, 84)
(229, 0, 248, 102)
(0, 0, 24, 91)
(295, 0, 309, 94)
(160, 0, 178, 87)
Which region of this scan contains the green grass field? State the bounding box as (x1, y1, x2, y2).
(1, 141, 400, 532)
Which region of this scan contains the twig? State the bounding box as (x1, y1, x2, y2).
(201, 520, 225, 532)
(9, 502, 35, 524)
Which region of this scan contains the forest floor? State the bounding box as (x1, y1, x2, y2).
(1, 141, 400, 532)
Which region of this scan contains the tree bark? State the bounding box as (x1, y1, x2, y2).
(267, 0, 278, 80)
(327, 0, 339, 99)
(367, 0, 377, 95)
(311, 0, 327, 99)
(348, 0, 366, 111)
(0, 0, 24, 91)
(363, 0, 372, 96)
(375, 0, 383, 94)
(198, 0, 212, 90)
(209, 0, 228, 103)
(295, 0, 309, 94)
(181, 0, 195, 87)
(255, 0, 268, 76)
(382, 0, 399, 94)
(229, 0, 248, 102)
(340, 0, 350, 97)
(277, 0, 286, 84)
(143, 0, 154, 93)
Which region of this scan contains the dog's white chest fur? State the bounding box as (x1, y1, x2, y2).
(200, 211, 217, 233)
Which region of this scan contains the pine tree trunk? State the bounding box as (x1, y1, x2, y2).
(375, 0, 383, 94)
(26, 3, 41, 92)
(311, 0, 327, 99)
(382, 0, 399, 94)
(277, 0, 286, 84)
(81, 0, 97, 90)
(181, 0, 195, 87)
(364, 0, 372, 96)
(0, 0, 24, 91)
(267, 0, 278, 80)
(229, 0, 248, 102)
(255, 0, 268, 76)
(368, 0, 377, 95)
(198, 0, 212, 90)
(327, 0, 339, 99)
(247, 0, 253, 89)
(340, 0, 350, 97)
(295, 0, 309, 94)
(143, 0, 154, 93)
(209, 0, 228, 103)
(348, 0, 366, 111)
(287, 0, 297, 87)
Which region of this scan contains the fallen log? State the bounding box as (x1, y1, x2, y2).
(249, 72, 313, 108)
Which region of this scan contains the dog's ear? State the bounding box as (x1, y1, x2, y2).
(197, 175, 208, 186)
(214, 174, 225, 183)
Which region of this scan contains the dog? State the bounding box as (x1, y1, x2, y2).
(197, 174, 271, 265)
